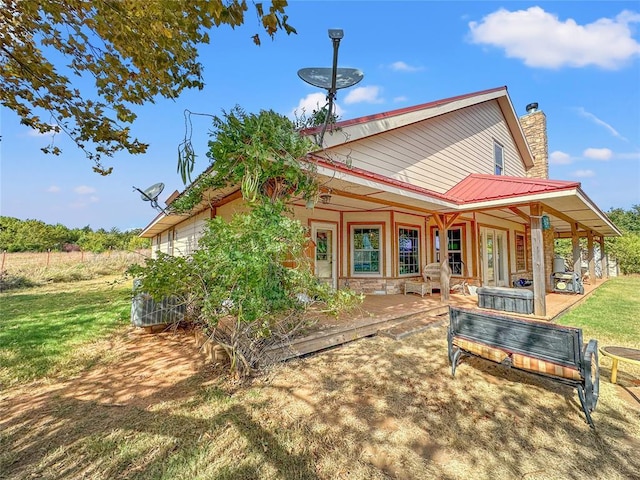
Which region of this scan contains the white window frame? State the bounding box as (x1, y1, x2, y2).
(494, 141, 504, 175)
(398, 227, 420, 276)
(351, 225, 382, 276)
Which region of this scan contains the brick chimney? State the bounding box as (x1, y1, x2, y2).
(519, 103, 548, 179)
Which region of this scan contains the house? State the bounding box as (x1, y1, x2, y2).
(140, 86, 620, 316)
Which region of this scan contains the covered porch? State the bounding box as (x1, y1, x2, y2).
(268, 277, 607, 362)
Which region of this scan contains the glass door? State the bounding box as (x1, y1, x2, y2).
(312, 223, 337, 289)
(480, 228, 508, 286)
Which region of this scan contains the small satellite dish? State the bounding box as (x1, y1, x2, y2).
(140, 182, 164, 202)
(297, 67, 363, 90)
(133, 182, 167, 214)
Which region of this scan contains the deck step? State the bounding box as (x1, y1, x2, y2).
(378, 314, 447, 340)
(266, 304, 449, 361)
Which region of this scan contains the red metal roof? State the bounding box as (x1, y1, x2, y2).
(446, 174, 580, 203)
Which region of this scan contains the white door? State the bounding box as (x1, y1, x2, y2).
(480, 228, 508, 287)
(312, 223, 337, 289)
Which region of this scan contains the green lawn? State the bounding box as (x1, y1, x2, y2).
(0, 278, 131, 387)
(557, 275, 640, 346)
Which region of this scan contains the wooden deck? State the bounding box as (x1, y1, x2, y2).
(267, 277, 607, 362)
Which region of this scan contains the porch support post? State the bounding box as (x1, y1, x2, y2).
(587, 231, 595, 284)
(571, 223, 581, 276)
(435, 214, 451, 302)
(599, 236, 608, 278)
(530, 203, 546, 317)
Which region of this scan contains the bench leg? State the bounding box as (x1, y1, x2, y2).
(576, 386, 595, 429)
(610, 358, 619, 384)
(450, 348, 464, 376)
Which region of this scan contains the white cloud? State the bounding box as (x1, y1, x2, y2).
(389, 61, 424, 72)
(344, 86, 384, 105)
(573, 169, 596, 178)
(583, 148, 613, 161)
(74, 185, 97, 195)
(46, 185, 61, 193)
(577, 107, 628, 141)
(618, 151, 640, 160)
(89, 196, 100, 203)
(393, 96, 408, 103)
(290, 93, 344, 120)
(469, 7, 640, 69)
(549, 150, 573, 165)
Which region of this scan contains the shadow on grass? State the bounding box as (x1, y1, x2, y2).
(0, 289, 130, 384)
(2, 325, 640, 479)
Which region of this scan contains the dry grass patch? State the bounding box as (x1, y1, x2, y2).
(2, 323, 639, 480)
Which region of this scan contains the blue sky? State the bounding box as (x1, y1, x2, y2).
(1, 1, 639, 230)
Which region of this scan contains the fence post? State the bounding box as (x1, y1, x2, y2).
(47, 249, 51, 267)
(1, 250, 6, 271)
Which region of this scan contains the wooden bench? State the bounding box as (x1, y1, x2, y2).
(404, 262, 447, 297)
(448, 306, 600, 427)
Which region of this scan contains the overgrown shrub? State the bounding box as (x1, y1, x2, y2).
(129, 203, 362, 379)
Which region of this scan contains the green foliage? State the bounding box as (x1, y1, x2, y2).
(1, 0, 295, 174)
(608, 233, 640, 275)
(173, 108, 318, 209)
(607, 205, 640, 233)
(607, 205, 640, 274)
(129, 203, 362, 377)
(0, 217, 149, 253)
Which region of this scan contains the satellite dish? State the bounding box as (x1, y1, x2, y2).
(140, 182, 164, 202)
(297, 67, 363, 90)
(133, 182, 167, 214)
(297, 29, 364, 146)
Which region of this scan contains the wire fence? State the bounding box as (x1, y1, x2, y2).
(1, 249, 152, 271)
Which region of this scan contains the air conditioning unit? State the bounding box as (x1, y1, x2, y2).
(131, 279, 186, 327)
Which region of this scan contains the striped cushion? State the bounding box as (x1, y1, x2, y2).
(511, 353, 582, 381)
(453, 337, 509, 363)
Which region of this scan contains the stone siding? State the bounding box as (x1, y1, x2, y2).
(519, 109, 548, 179)
(339, 278, 406, 295)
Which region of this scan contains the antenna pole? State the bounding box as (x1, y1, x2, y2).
(319, 30, 343, 146)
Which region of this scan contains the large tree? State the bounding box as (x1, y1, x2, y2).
(1, 0, 295, 174)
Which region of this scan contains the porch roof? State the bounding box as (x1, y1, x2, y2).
(446, 174, 579, 202)
(139, 168, 620, 238)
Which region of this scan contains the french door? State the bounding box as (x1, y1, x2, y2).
(480, 228, 508, 287)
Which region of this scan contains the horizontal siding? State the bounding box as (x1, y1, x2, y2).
(173, 210, 210, 257)
(323, 101, 527, 193)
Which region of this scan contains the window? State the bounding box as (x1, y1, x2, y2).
(494, 141, 504, 175)
(352, 227, 381, 274)
(435, 227, 464, 275)
(167, 229, 175, 255)
(515, 232, 527, 271)
(398, 227, 419, 275)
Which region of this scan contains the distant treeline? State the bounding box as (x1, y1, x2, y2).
(0, 216, 151, 253)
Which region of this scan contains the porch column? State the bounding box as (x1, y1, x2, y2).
(599, 236, 608, 278)
(435, 214, 451, 302)
(571, 223, 581, 276)
(530, 204, 546, 317)
(587, 231, 596, 284)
